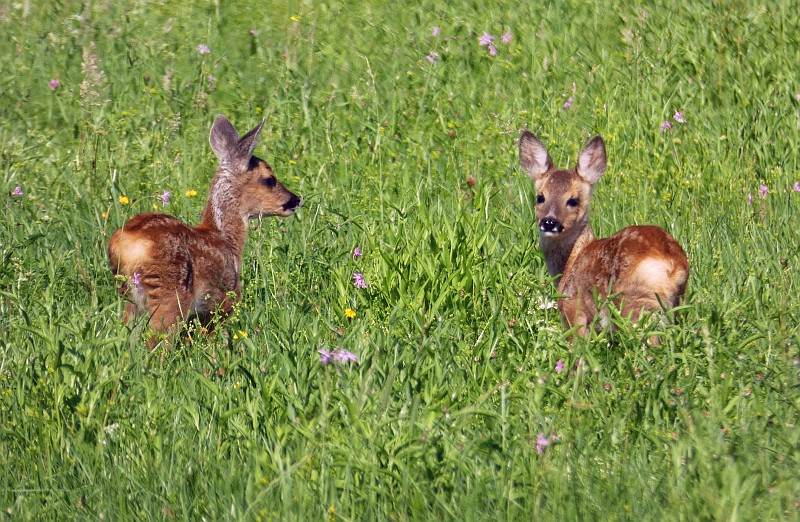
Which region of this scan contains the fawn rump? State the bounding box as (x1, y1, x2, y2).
(108, 114, 301, 344)
(518, 131, 689, 341)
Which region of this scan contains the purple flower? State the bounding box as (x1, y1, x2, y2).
(249, 29, 257, 36)
(488, 44, 497, 56)
(432, 26, 441, 37)
(161, 191, 171, 206)
(758, 184, 769, 198)
(555, 360, 565, 373)
(132, 272, 143, 290)
(11, 186, 23, 196)
(563, 97, 573, 110)
(673, 110, 685, 123)
(49, 79, 60, 90)
(197, 43, 211, 55)
(502, 31, 513, 44)
(353, 272, 367, 289)
(333, 350, 358, 364)
(793, 181, 800, 192)
(796, 94, 800, 101)
(660, 120, 672, 133)
(353, 246, 363, 259)
(426, 52, 439, 63)
(319, 349, 333, 365)
(478, 32, 494, 46)
(535, 433, 551, 454)
(747, 193, 753, 205)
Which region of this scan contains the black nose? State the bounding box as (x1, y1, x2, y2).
(539, 218, 563, 234)
(282, 194, 301, 211)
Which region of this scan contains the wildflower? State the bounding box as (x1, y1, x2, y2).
(432, 26, 441, 37)
(11, 186, 23, 196)
(488, 44, 497, 56)
(290, 15, 300, 23)
(197, 43, 211, 55)
(660, 120, 672, 133)
(502, 31, 513, 44)
(478, 32, 494, 46)
(49, 79, 60, 90)
(131, 272, 142, 290)
(185, 189, 198, 198)
(319, 349, 333, 365)
(563, 97, 573, 110)
(535, 433, 551, 454)
(333, 350, 358, 364)
(555, 360, 565, 373)
(118, 195, 130, 205)
(426, 52, 439, 63)
(353, 246, 363, 259)
(673, 110, 685, 123)
(345, 308, 356, 319)
(793, 181, 800, 192)
(796, 94, 800, 101)
(233, 330, 248, 340)
(160, 191, 171, 206)
(353, 272, 367, 289)
(249, 29, 257, 36)
(747, 193, 753, 205)
(758, 184, 768, 198)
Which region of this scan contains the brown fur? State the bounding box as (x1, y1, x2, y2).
(108, 114, 301, 346)
(519, 131, 689, 341)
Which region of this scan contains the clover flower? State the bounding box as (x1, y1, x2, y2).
(49, 79, 60, 90)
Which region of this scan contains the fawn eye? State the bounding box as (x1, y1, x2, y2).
(262, 177, 277, 189)
(536, 194, 545, 204)
(566, 197, 579, 208)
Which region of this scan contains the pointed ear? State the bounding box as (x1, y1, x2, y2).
(209, 114, 240, 160)
(519, 131, 553, 180)
(236, 119, 265, 161)
(576, 135, 606, 184)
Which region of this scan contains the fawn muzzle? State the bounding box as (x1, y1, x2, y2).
(283, 193, 302, 212)
(539, 218, 563, 236)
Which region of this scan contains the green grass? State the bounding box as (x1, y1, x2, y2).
(1, 0, 798, 519)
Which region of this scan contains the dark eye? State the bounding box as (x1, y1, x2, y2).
(566, 198, 579, 208)
(536, 194, 545, 204)
(262, 177, 277, 188)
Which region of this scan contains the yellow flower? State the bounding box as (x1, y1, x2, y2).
(290, 15, 300, 22)
(118, 195, 130, 205)
(185, 189, 198, 198)
(344, 308, 356, 319)
(233, 330, 248, 340)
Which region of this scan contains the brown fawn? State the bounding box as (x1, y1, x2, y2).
(518, 131, 689, 340)
(108, 114, 301, 344)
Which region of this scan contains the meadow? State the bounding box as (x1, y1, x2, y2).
(1, 0, 798, 519)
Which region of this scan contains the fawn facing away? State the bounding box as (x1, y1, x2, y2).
(108, 114, 301, 345)
(518, 131, 689, 341)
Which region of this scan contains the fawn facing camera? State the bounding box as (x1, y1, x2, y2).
(108, 114, 301, 346)
(519, 131, 689, 342)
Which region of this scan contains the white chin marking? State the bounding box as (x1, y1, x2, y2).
(541, 230, 561, 237)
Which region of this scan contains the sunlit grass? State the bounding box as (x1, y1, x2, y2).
(1, 1, 798, 519)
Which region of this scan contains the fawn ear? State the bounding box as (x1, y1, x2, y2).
(576, 135, 606, 184)
(519, 131, 553, 180)
(236, 119, 265, 163)
(209, 115, 240, 160)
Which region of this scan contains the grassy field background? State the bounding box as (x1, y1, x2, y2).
(1, 1, 798, 519)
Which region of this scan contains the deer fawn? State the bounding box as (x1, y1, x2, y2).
(108, 114, 301, 344)
(518, 131, 689, 341)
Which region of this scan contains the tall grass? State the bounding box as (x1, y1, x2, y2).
(1, 1, 798, 519)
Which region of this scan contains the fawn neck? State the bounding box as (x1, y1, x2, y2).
(198, 175, 248, 255)
(540, 218, 595, 286)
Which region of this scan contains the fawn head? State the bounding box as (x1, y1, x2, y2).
(208, 114, 301, 224)
(519, 131, 606, 240)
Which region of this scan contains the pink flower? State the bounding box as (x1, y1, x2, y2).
(333, 350, 358, 364)
(555, 360, 565, 373)
(161, 191, 171, 206)
(353, 272, 367, 289)
(249, 29, 257, 36)
(747, 193, 753, 205)
(502, 31, 513, 44)
(353, 246, 363, 259)
(660, 120, 672, 133)
(793, 181, 800, 192)
(426, 52, 439, 63)
(197, 43, 211, 55)
(11, 186, 23, 196)
(535, 433, 551, 454)
(478, 32, 494, 46)
(132, 272, 143, 290)
(49, 79, 60, 90)
(796, 94, 800, 101)
(488, 44, 497, 56)
(432, 26, 440, 37)
(758, 184, 768, 198)
(319, 349, 333, 365)
(563, 97, 573, 110)
(673, 110, 685, 123)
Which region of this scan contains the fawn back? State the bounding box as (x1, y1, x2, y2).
(108, 114, 301, 344)
(518, 131, 689, 339)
